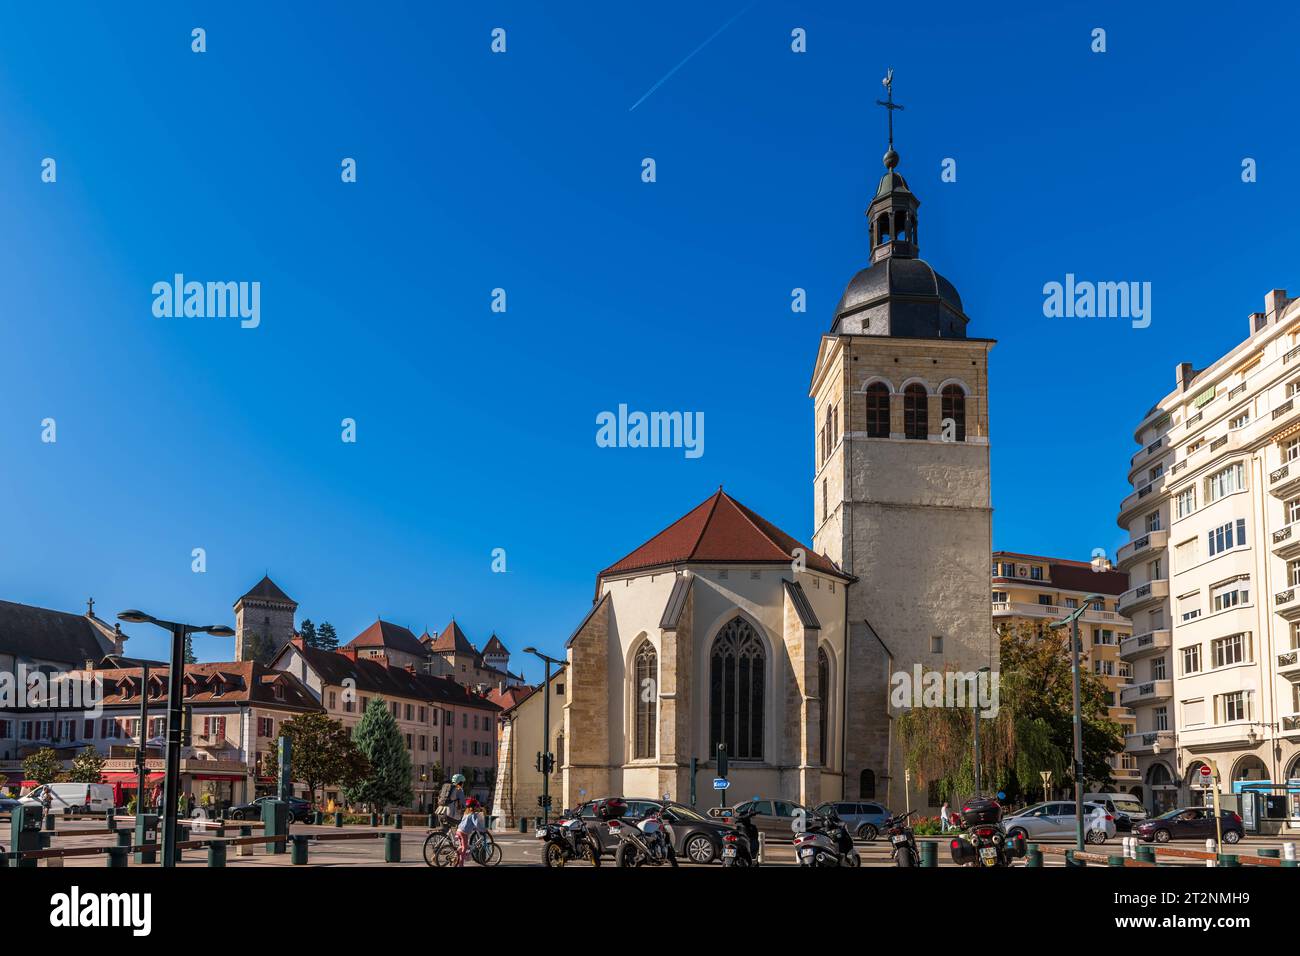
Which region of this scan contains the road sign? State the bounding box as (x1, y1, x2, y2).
(1200, 765, 1212, 777)
(712, 777, 730, 791)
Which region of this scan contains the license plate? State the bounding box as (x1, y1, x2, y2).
(979, 847, 997, 860)
(723, 847, 736, 858)
(799, 848, 814, 858)
(892, 834, 908, 844)
(534, 829, 547, 838)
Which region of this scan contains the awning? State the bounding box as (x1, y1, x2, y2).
(102, 772, 165, 787)
(190, 773, 244, 781)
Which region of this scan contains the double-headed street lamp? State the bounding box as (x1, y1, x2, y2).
(117, 610, 234, 868)
(522, 646, 567, 826)
(1049, 593, 1102, 856)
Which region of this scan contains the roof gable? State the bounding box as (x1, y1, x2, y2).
(236, 575, 297, 607)
(0, 600, 113, 666)
(346, 620, 427, 657)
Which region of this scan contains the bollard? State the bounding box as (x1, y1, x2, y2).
(1205, 839, 1217, 867)
(1025, 843, 1043, 867)
(1108, 854, 1126, 867)
(1257, 848, 1280, 859)
(291, 834, 310, 865)
(1136, 844, 1155, 864)
(758, 831, 766, 865)
(313, 811, 323, 826)
(238, 825, 253, 858)
(384, 831, 401, 863)
(106, 846, 129, 868)
(1217, 853, 1240, 867)
(1064, 849, 1086, 867)
(920, 840, 937, 867)
(369, 812, 378, 827)
(116, 830, 132, 848)
(334, 812, 344, 828)
(208, 841, 227, 867)
(1284, 842, 1297, 863)
(43, 813, 56, 832)
(519, 817, 528, 833)
(394, 813, 404, 830)
(107, 809, 116, 831)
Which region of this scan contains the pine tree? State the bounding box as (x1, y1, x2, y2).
(300, 619, 318, 647)
(183, 632, 198, 664)
(317, 621, 339, 651)
(341, 697, 412, 811)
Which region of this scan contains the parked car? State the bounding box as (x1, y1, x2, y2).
(1001, 801, 1116, 843)
(0, 796, 21, 814)
(19, 783, 115, 815)
(227, 795, 313, 822)
(1135, 806, 1243, 844)
(727, 798, 809, 839)
(812, 800, 893, 840)
(1084, 792, 1149, 832)
(573, 797, 738, 864)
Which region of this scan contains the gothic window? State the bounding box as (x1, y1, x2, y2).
(709, 617, 766, 760)
(633, 640, 657, 759)
(859, 768, 876, 799)
(904, 384, 928, 440)
(817, 647, 829, 765)
(941, 385, 966, 441)
(865, 383, 890, 437)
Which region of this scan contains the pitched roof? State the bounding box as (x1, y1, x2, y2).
(346, 620, 427, 657)
(991, 551, 1129, 597)
(600, 489, 848, 579)
(424, 620, 477, 656)
(482, 634, 508, 657)
(294, 645, 500, 712)
(0, 599, 114, 667)
(98, 661, 322, 712)
(486, 684, 534, 713)
(236, 575, 297, 607)
(782, 580, 821, 629)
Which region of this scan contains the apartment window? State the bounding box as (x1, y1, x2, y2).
(360, 696, 369, 711)
(1206, 463, 1245, 502)
(390, 702, 399, 718)
(327, 691, 336, 709)
(1145, 511, 1161, 532)
(1290, 558, 1300, 588)
(1286, 438, 1300, 463)
(1218, 691, 1250, 723)
(444, 710, 453, 726)
(1148, 558, 1162, 580)
(1175, 537, 1198, 566)
(555, 683, 565, 695)
(1292, 622, 1300, 651)
(1288, 498, 1300, 525)
(1175, 488, 1196, 519)
(1118, 663, 1132, 680)
(1182, 698, 1205, 726)
(405, 733, 413, 750)
(1154, 706, 1169, 731)
(1206, 518, 1247, 557)
(257, 717, 273, 738)
(1211, 633, 1248, 668)
(419, 735, 427, 752)
(1095, 659, 1115, 677)
(1094, 629, 1115, 646)
(461, 740, 467, 755)
(1065, 598, 1078, 609)
(1288, 380, 1300, 399)
(431, 735, 439, 752)
(405, 704, 413, 721)
(1229, 411, 1250, 429)
(930, 635, 943, 654)
(1152, 657, 1167, 680)
(1149, 464, 1164, 482)
(1181, 645, 1201, 675)
(992, 591, 1008, 604)
(1211, 577, 1250, 612)
(462, 712, 468, 728)
(1030, 566, 1044, 581)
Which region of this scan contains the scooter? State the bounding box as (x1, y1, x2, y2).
(883, 809, 919, 866)
(536, 810, 601, 867)
(608, 807, 678, 867)
(792, 809, 860, 867)
(720, 806, 760, 867)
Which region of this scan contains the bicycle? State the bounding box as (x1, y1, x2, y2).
(423, 820, 458, 867)
(469, 829, 501, 866)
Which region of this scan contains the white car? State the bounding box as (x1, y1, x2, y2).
(20, 782, 115, 815)
(1001, 801, 1117, 844)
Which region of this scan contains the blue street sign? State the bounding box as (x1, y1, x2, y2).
(712, 777, 730, 791)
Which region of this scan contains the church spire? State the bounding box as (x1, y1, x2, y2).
(868, 68, 920, 263)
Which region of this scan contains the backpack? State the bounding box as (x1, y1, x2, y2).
(435, 783, 454, 809)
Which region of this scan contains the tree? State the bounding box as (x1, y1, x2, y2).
(243, 631, 278, 666)
(316, 621, 339, 651)
(184, 633, 198, 665)
(22, 747, 66, 785)
(68, 745, 106, 784)
(341, 697, 412, 811)
(274, 712, 369, 805)
(897, 619, 1124, 805)
(299, 619, 318, 647)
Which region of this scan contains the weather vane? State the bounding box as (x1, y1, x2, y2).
(876, 68, 904, 148)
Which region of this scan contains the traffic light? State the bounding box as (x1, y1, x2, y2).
(536, 794, 553, 809)
(535, 751, 555, 774)
(716, 743, 728, 778)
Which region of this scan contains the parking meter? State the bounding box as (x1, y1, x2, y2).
(262, 799, 288, 854)
(134, 812, 158, 865)
(10, 803, 43, 869)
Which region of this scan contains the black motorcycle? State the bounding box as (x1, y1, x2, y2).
(536, 810, 601, 867)
(948, 799, 1025, 868)
(792, 809, 860, 867)
(604, 803, 677, 867)
(720, 806, 760, 867)
(882, 810, 919, 866)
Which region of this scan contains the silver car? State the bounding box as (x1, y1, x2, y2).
(1001, 801, 1117, 844)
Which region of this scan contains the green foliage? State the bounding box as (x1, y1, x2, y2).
(341, 697, 413, 811)
(68, 745, 106, 784)
(276, 712, 370, 804)
(299, 619, 318, 647)
(243, 631, 278, 665)
(184, 633, 198, 665)
(316, 621, 339, 651)
(22, 747, 66, 785)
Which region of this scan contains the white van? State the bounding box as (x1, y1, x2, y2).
(20, 782, 116, 815)
(1084, 792, 1149, 826)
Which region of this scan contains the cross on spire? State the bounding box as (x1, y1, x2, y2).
(876, 67, 904, 148)
(86, 597, 95, 616)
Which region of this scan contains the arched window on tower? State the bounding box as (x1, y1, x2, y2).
(633, 640, 657, 759)
(709, 617, 766, 760)
(865, 383, 890, 438)
(876, 213, 891, 245)
(904, 384, 928, 440)
(817, 647, 829, 765)
(941, 385, 967, 441)
(859, 769, 876, 799)
(893, 209, 908, 243)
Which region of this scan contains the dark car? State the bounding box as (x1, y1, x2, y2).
(727, 798, 808, 839)
(813, 800, 893, 840)
(573, 797, 738, 864)
(227, 795, 312, 823)
(1136, 806, 1243, 844)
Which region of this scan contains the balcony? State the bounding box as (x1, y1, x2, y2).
(1282, 714, 1300, 735)
(1269, 462, 1300, 499)
(1120, 679, 1174, 707)
(1118, 475, 1168, 524)
(1278, 649, 1300, 675)
(1272, 523, 1300, 560)
(1118, 579, 1169, 617)
(1117, 530, 1168, 571)
(1119, 628, 1172, 661)
(1275, 587, 1300, 621)
(991, 601, 1123, 626)
(1125, 730, 1175, 755)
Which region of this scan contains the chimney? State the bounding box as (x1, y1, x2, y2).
(338, 646, 359, 662)
(291, 635, 305, 650)
(113, 622, 127, 656)
(498, 681, 505, 694)
(1265, 288, 1291, 323)
(1176, 362, 1196, 393)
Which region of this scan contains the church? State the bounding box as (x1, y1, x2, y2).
(562, 82, 996, 814)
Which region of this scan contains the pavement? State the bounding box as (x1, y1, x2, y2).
(13, 818, 1300, 867)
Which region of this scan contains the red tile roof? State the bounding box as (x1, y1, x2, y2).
(424, 620, 477, 655)
(482, 634, 508, 657)
(486, 685, 534, 712)
(346, 620, 427, 657)
(600, 489, 848, 579)
(99, 661, 322, 711)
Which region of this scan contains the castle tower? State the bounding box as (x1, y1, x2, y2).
(809, 71, 995, 811)
(233, 575, 298, 663)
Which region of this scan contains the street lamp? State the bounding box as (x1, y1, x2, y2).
(117, 610, 234, 868)
(522, 646, 567, 825)
(1049, 594, 1102, 855)
(972, 665, 991, 798)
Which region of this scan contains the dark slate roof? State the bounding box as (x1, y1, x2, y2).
(832, 257, 968, 339)
(236, 575, 297, 607)
(296, 645, 500, 712)
(346, 620, 427, 657)
(658, 575, 693, 629)
(0, 600, 114, 666)
(782, 580, 821, 630)
(482, 634, 508, 657)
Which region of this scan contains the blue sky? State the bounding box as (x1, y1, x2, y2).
(2, 2, 1298, 678)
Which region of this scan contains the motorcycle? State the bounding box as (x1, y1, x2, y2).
(883, 809, 919, 866)
(720, 806, 760, 867)
(948, 799, 1025, 868)
(608, 806, 678, 867)
(792, 809, 860, 867)
(536, 810, 601, 867)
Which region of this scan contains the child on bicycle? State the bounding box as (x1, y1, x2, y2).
(455, 797, 486, 866)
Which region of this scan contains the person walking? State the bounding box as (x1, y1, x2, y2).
(940, 799, 951, 833)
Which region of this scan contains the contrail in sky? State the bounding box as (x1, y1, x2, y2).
(629, 4, 754, 112)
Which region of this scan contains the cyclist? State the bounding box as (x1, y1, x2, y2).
(455, 797, 486, 866)
(439, 773, 467, 828)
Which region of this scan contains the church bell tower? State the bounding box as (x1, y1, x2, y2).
(808, 70, 995, 812)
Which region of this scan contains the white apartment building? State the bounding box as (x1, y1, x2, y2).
(1118, 289, 1300, 830)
